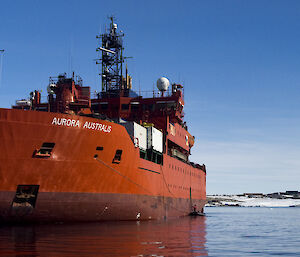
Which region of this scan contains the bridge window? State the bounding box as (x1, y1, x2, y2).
(100, 103, 108, 110)
(131, 103, 139, 110)
(121, 104, 129, 110)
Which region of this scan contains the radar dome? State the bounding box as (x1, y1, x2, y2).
(47, 83, 56, 95)
(157, 77, 170, 92)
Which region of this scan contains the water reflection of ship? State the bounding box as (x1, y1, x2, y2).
(3, 217, 207, 256)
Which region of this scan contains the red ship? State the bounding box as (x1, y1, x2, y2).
(0, 17, 206, 222)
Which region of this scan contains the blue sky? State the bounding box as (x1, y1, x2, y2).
(1, 0, 300, 194)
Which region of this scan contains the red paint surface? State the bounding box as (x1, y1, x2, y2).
(0, 108, 206, 221)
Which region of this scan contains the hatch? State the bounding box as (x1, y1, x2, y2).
(11, 185, 40, 217)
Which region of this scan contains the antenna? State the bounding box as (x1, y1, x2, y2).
(0, 50, 4, 87)
(139, 79, 141, 96)
(69, 35, 74, 77)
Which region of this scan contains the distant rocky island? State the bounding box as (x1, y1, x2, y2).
(206, 191, 300, 207)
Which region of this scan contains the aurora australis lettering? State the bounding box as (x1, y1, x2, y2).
(51, 117, 112, 133)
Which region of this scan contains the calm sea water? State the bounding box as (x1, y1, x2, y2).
(1, 207, 300, 256)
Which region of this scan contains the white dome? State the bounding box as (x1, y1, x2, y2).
(156, 77, 170, 92)
(47, 83, 56, 95)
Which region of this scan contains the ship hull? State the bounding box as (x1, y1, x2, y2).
(0, 108, 206, 222)
(0, 191, 206, 222)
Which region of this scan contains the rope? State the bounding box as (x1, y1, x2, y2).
(159, 164, 192, 214)
(97, 206, 109, 217)
(160, 164, 175, 197)
(94, 156, 193, 215)
(94, 156, 152, 194)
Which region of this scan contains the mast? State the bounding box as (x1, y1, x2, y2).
(96, 16, 125, 93)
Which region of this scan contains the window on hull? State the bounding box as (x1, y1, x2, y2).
(112, 149, 122, 164)
(33, 142, 55, 158)
(12, 185, 40, 209)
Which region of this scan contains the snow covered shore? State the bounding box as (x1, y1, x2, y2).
(206, 195, 300, 208)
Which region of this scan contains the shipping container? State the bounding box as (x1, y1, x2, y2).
(147, 127, 163, 153)
(122, 122, 147, 150)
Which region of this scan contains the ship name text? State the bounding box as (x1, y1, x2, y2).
(83, 121, 112, 133)
(51, 117, 112, 133)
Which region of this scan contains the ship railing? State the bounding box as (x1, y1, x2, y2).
(49, 74, 83, 87)
(190, 162, 206, 173)
(138, 87, 184, 100)
(137, 89, 173, 98)
(90, 87, 184, 100)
